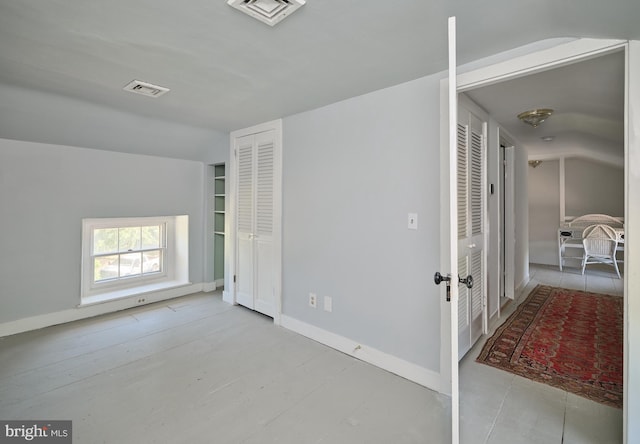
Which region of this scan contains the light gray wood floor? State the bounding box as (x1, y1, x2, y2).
(0, 263, 623, 443)
(0, 293, 450, 443)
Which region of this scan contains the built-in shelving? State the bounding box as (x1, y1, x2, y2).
(212, 164, 225, 285)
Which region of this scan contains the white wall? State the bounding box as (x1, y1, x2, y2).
(565, 157, 624, 217)
(528, 160, 561, 265)
(528, 156, 624, 266)
(0, 138, 205, 324)
(282, 74, 443, 373)
(279, 77, 531, 381)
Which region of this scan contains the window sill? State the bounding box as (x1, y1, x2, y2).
(79, 280, 191, 307)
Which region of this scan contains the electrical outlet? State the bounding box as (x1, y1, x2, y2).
(137, 298, 146, 304)
(309, 293, 317, 308)
(324, 296, 332, 312)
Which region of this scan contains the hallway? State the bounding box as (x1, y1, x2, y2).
(460, 263, 623, 443)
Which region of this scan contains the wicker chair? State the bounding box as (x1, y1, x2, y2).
(581, 224, 621, 278)
(570, 214, 624, 228)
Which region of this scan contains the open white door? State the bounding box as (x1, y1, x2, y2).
(436, 15, 460, 444)
(439, 17, 485, 444)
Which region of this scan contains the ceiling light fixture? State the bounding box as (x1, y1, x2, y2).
(541, 136, 555, 142)
(227, 0, 306, 26)
(517, 108, 554, 128)
(528, 160, 542, 168)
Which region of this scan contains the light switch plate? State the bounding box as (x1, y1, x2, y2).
(408, 213, 418, 230)
(324, 296, 332, 312)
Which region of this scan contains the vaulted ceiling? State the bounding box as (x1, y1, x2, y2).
(0, 0, 638, 138)
(466, 50, 625, 162)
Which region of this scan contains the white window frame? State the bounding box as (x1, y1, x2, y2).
(81, 215, 189, 305)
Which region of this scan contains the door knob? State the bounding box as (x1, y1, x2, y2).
(458, 274, 474, 289)
(434, 272, 451, 286)
(434, 272, 452, 302)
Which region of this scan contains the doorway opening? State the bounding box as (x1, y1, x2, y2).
(454, 43, 626, 443)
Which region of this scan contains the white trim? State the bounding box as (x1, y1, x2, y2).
(280, 315, 443, 393)
(222, 289, 234, 305)
(516, 273, 530, 297)
(559, 157, 566, 224)
(81, 215, 189, 301)
(0, 283, 203, 338)
(623, 40, 640, 444)
(457, 38, 626, 92)
(202, 278, 224, 293)
(504, 146, 516, 300)
(203, 282, 217, 292)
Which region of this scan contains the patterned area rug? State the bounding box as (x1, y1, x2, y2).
(476, 285, 623, 408)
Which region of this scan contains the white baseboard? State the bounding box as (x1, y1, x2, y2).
(0, 283, 204, 338)
(280, 315, 445, 394)
(203, 282, 217, 292)
(222, 290, 235, 305)
(517, 273, 530, 295)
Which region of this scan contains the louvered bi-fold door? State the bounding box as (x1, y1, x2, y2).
(235, 130, 277, 317)
(457, 106, 487, 360)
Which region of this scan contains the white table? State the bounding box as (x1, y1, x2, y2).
(557, 225, 624, 271)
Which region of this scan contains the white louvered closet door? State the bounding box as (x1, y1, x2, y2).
(253, 131, 276, 316)
(457, 104, 487, 360)
(235, 129, 277, 317)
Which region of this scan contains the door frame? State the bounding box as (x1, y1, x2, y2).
(501, 137, 516, 302)
(440, 37, 632, 443)
(224, 119, 283, 325)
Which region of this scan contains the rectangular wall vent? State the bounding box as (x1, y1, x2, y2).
(227, 0, 306, 26)
(123, 80, 170, 98)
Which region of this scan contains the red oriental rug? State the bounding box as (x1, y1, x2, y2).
(476, 285, 623, 408)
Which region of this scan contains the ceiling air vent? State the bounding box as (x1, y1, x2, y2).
(123, 80, 170, 98)
(227, 0, 306, 26)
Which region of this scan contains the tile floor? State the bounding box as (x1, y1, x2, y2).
(0, 262, 624, 443)
(460, 263, 623, 444)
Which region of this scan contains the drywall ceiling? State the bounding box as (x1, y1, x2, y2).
(0, 0, 638, 133)
(465, 51, 625, 156)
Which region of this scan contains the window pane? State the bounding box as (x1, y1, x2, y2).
(119, 227, 141, 252)
(94, 254, 119, 282)
(141, 225, 161, 249)
(120, 252, 142, 277)
(94, 228, 118, 254)
(142, 250, 162, 274)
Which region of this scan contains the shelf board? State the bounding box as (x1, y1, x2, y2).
(214, 210, 225, 214)
(214, 231, 225, 235)
(214, 176, 225, 180)
(214, 194, 225, 197)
